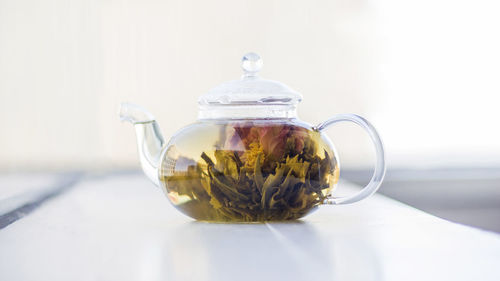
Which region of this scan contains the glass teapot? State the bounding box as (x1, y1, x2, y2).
(119, 53, 385, 222)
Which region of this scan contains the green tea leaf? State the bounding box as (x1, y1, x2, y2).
(254, 153, 264, 192)
(208, 166, 249, 201)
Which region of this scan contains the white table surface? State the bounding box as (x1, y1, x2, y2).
(1, 172, 500, 281)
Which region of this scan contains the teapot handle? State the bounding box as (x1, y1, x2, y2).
(315, 114, 386, 205)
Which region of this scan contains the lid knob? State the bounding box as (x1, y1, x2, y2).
(241, 52, 263, 78)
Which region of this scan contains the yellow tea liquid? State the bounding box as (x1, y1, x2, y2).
(159, 119, 338, 222)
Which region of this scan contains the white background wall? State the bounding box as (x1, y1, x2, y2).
(1, 0, 499, 171)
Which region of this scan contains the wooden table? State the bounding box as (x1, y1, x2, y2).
(1, 172, 500, 281)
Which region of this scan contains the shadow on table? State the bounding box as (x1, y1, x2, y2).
(153, 221, 383, 281)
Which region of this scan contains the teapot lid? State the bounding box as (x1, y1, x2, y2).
(198, 53, 303, 106)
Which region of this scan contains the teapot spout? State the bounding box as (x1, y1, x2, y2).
(119, 103, 165, 186)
